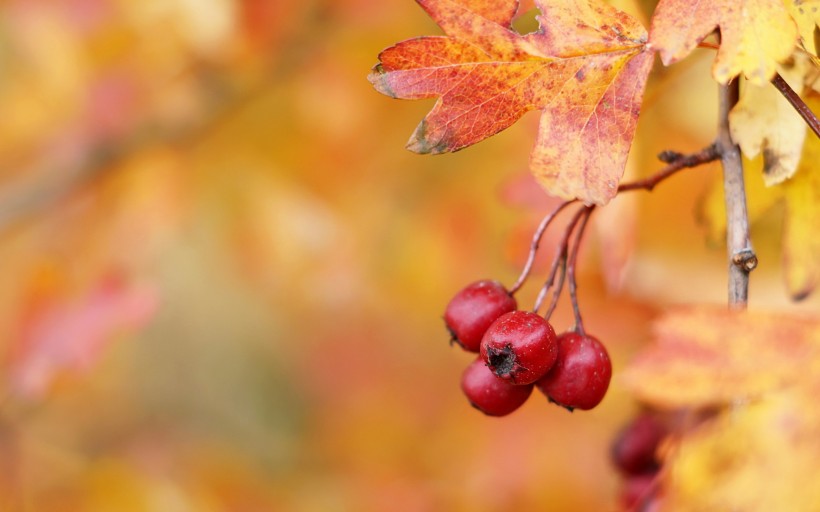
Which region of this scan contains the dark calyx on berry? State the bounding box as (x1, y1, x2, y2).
(480, 310, 557, 385)
(485, 344, 516, 376)
(444, 280, 517, 353)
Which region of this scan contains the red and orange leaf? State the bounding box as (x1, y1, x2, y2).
(369, 0, 653, 205)
(649, 0, 797, 85)
(623, 307, 820, 409)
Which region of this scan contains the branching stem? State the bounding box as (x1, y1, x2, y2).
(533, 206, 588, 316)
(523, 145, 719, 317)
(618, 144, 720, 193)
(567, 206, 594, 336)
(718, 80, 754, 309)
(509, 200, 575, 295)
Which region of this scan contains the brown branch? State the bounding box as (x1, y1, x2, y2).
(618, 144, 720, 193)
(718, 80, 755, 309)
(771, 72, 820, 140)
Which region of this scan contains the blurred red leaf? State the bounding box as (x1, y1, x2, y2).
(8, 274, 158, 399)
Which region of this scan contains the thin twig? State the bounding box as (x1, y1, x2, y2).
(771, 72, 820, 140)
(532, 246, 567, 314)
(567, 206, 594, 336)
(533, 205, 588, 314)
(543, 257, 567, 322)
(718, 80, 755, 309)
(618, 144, 720, 193)
(509, 200, 575, 295)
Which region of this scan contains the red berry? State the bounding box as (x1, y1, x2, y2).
(479, 311, 557, 385)
(611, 413, 666, 475)
(536, 332, 612, 411)
(460, 358, 533, 416)
(444, 280, 517, 352)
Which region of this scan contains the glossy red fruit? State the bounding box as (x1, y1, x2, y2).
(479, 311, 557, 385)
(460, 358, 533, 416)
(611, 413, 667, 475)
(444, 280, 517, 352)
(536, 332, 611, 411)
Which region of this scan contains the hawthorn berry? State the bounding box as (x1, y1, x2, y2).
(611, 413, 667, 475)
(480, 310, 557, 385)
(460, 358, 533, 416)
(536, 332, 611, 411)
(444, 280, 517, 352)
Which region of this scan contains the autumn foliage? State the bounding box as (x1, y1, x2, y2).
(370, 0, 820, 510)
(0, 0, 817, 510)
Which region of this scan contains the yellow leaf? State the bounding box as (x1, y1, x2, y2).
(784, 0, 820, 55)
(696, 155, 780, 247)
(729, 53, 811, 184)
(782, 96, 820, 299)
(650, 0, 798, 85)
(665, 387, 820, 511)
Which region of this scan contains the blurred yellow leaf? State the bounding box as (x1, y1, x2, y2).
(623, 306, 820, 408)
(700, 92, 820, 298)
(785, 0, 820, 56)
(697, 155, 780, 246)
(664, 386, 820, 511)
(782, 101, 820, 299)
(729, 53, 810, 184)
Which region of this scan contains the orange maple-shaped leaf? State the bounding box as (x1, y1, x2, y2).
(623, 307, 820, 409)
(368, 0, 653, 205)
(649, 0, 798, 85)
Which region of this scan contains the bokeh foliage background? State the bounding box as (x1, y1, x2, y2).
(0, 0, 816, 510)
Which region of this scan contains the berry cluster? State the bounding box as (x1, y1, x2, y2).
(443, 202, 615, 416)
(446, 278, 612, 416)
(610, 412, 668, 510)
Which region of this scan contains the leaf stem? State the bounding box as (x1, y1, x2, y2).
(718, 80, 755, 309)
(771, 72, 820, 140)
(509, 200, 575, 295)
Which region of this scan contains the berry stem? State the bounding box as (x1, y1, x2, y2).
(543, 256, 567, 322)
(567, 206, 594, 336)
(771, 72, 820, 140)
(533, 245, 567, 315)
(533, 205, 587, 316)
(717, 79, 754, 309)
(509, 200, 576, 295)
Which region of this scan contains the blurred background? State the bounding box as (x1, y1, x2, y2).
(0, 0, 815, 510)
